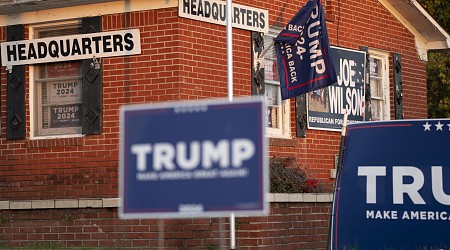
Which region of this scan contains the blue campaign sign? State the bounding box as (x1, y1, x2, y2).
(119, 98, 268, 219)
(307, 47, 366, 131)
(331, 119, 450, 249)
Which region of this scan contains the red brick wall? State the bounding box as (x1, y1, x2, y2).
(0, 0, 428, 198)
(0, 202, 331, 249)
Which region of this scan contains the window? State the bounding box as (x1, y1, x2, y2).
(368, 50, 390, 121)
(264, 29, 291, 137)
(30, 21, 83, 137)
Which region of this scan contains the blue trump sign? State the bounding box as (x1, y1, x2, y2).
(332, 119, 450, 249)
(119, 98, 268, 219)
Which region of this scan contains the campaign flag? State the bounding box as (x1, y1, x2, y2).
(274, 0, 337, 100)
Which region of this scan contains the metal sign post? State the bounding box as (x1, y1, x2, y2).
(226, 0, 233, 103)
(226, 0, 236, 249)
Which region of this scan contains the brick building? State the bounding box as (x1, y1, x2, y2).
(0, 0, 448, 248)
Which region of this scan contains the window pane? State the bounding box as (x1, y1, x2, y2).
(371, 99, 382, 121)
(368, 53, 389, 121)
(369, 58, 381, 77)
(264, 58, 278, 81)
(370, 79, 382, 98)
(39, 26, 79, 38)
(266, 107, 279, 128)
(264, 37, 279, 81)
(265, 84, 279, 107)
(46, 62, 79, 78)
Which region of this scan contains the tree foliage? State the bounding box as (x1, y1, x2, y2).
(417, 0, 450, 118)
(426, 51, 450, 118)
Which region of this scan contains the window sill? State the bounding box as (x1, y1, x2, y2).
(26, 136, 84, 148)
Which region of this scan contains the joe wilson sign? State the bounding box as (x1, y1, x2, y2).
(1, 29, 141, 67)
(307, 47, 366, 131)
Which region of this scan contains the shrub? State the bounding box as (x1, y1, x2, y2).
(269, 156, 321, 193)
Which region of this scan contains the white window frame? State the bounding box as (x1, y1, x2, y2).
(368, 50, 390, 121)
(29, 20, 84, 139)
(264, 28, 291, 138)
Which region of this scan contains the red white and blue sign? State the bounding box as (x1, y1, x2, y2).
(119, 98, 268, 219)
(331, 119, 450, 249)
(274, 0, 337, 100)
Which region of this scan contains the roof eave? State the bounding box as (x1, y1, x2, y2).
(0, 0, 118, 15)
(379, 0, 450, 59)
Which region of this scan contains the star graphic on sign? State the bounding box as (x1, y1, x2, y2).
(435, 121, 444, 131)
(423, 122, 432, 131)
(448, 124, 450, 131)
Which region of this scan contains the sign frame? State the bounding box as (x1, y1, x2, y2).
(119, 97, 268, 219)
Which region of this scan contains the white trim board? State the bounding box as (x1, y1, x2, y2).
(0, 194, 334, 210)
(0, 0, 178, 27)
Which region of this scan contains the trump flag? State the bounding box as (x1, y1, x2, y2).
(275, 0, 336, 100)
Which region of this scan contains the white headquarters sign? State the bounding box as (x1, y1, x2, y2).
(1, 29, 141, 68)
(179, 0, 268, 33)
